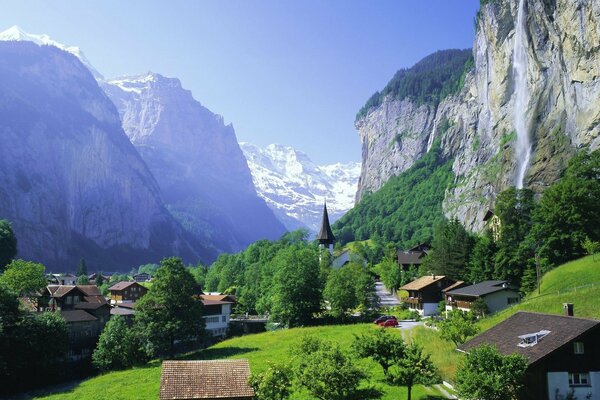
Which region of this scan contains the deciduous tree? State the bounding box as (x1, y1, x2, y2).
(249, 363, 294, 400)
(389, 342, 437, 400)
(352, 328, 406, 378)
(0, 259, 47, 298)
(93, 315, 146, 371)
(438, 310, 479, 346)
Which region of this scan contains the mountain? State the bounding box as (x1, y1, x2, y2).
(354, 0, 600, 232)
(101, 74, 287, 253)
(0, 41, 204, 270)
(240, 143, 360, 232)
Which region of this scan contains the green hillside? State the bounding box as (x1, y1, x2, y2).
(478, 255, 600, 331)
(34, 324, 452, 400)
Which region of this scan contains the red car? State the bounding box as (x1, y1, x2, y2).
(378, 317, 398, 327)
(373, 315, 393, 324)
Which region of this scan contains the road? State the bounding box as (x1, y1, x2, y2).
(375, 281, 401, 307)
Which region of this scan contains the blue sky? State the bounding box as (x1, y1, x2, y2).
(2, 0, 480, 164)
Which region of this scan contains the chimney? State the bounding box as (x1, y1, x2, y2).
(563, 303, 574, 317)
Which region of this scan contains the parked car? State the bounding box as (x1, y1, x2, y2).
(379, 317, 398, 327)
(373, 315, 394, 324)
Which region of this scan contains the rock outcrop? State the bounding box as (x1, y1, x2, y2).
(355, 0, 600, 231)
(0, 42, 203, 270)
(102, 74, 287, 253)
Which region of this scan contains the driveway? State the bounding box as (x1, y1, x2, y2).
(375, 281, 402, 307)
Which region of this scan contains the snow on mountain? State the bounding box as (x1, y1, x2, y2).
(0, 25, 103, 79)
(240, 143, 361, 232)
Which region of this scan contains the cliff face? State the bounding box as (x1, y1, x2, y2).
(355, 0, 600, 231)
(0, 42, 202, 270)
(102, 74, 287, 253)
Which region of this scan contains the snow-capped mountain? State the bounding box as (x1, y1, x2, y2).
(0, 25, 103, 79)
(240, 143, 361, 232)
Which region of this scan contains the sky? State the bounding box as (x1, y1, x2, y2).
(1, 0, 480, 164)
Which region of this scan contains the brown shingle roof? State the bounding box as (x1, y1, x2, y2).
(160, 360, 255, 399)
(60, 310, 97, 322)
(109, 281, 137, 291)
(442, 280, 466, 293)
(397, 251, 426, 265)
(460, 311, 600, 366)
(48, 285, 77, 297)
(400, 275, 447, 291)
(78, 285, 102, 296)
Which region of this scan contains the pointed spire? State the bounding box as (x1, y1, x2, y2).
(317, 201, 335, 245)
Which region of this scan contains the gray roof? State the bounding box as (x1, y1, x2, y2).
(317, 202, 335, 244)
(397, 251, 426, 265)
(446, 280, 516, 297)
(460, 311, 600, 366)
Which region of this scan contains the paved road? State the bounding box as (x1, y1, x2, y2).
(375, 281, 402, 307)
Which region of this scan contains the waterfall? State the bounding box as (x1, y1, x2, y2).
(513, 0, 531, 189)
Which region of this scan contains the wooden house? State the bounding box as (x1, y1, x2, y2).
(445, 280, 520, 314)
(460, 309, 600, 399)
(399, 275, 457, 316)
(160, 360, 254, 400)
(397, 243, 430, 271)
(109, 281, 148, 303)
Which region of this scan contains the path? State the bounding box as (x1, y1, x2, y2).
(375, 281, 401, 307)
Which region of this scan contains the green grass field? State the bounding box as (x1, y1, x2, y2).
(34, 324, 452, 400)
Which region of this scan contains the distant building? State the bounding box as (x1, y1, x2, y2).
(317, 201, 335, 258)
(133, 273, 152, 282)
(48, 273, 77, 285)
(460, 310, 600, 400)
(87, 272, 110, 285)
(397, 243, 430, 271)
(160, 359, 254, 400)
(332, 250, 367, 270)
(199, 294, 235, 337)
(109, 281, 148, 304)
(399, 275, 457, 316)
(483, 209, 501, 242)
(445, 280, 520, 314)
(38, 285, 110, 362)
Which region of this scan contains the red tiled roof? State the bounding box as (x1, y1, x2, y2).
(160, 360, 254, 399)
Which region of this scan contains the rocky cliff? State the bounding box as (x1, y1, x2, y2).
(102, 74, 287, 253)
(0, 42, 203, 270)
(355, 0, 600, 231)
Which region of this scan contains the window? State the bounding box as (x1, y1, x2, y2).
(222, 315, 227, 322)
(574, 342, 585, 354)
(204, 316, 219, 324)
(569, 373, 590, 386)
(518, 330, 550, 347)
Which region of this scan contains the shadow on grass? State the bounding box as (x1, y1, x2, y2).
(352, 386, 384, 399)
(421, 396, 448, 400)
(177, 346, 259, 361)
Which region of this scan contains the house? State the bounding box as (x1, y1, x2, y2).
(160, 359, 254, 400)
(109, 281, 148, 304)
(399, 275, 457, 316)
(48, 273, 77, 285)
(111, 301, 136, 323)
(198, 294, 235, 337)
(483, 209, 501, 242)
(397, 243, 430, 271)
(460, 309, 600, 400)
(87, 272, 110, 285)
(445, 280, 520, 314)
(38, 285, 110, 362)
(332, 250, 367, 270)
(133, 273, 152, 282)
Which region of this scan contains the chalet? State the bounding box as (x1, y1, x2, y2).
(199, 294, 236, 337)
(133, 272, 152, 282)
(483, 209, 501, 242)
(397, 243, 430, 271)
(109, 281, 148, 304)
(445, 280, 520, 314)
(160, 359, 254, 400)
(38, 285, 110, 362)
(460, 309, 600, 400)
(87, 272, 110, 285)
(48, 273, 77, 285)
(399, 275, 457, 316)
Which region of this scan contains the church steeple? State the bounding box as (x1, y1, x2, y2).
(317, 201, 335, 249)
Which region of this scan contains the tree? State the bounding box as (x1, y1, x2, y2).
(269, 245, 322, 327)
(134, 257, 204, 357)
(93, 315, 146, 371)
(520, 265, 537, 294)
(455, 344, 528, 400)
(294, 336, 367, 400)
(377, 255, 403, 294)
(389, 342, 437, 400)
(249, 363, 294, 400)
(76, 275, 89, 285)
(77, 258, 88, 277)
(468, 231, 497, 283)
(324, 262, 374, 318)
(96, 271, 105, 287)
(470, 298, 489, 317)
(428, 218, 475, 281)
(0, 259, 47, 298)
(582, 237, 600, 262)
(438, 310, 479, 346)
(0, 220, 17, 272)
(353, 328, 406, 378)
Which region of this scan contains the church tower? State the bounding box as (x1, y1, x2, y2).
(317, 201, 335, 258)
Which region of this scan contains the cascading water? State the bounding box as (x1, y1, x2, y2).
(513, 0, 531, 189)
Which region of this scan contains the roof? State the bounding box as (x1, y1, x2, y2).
(400, 275, 447, 291)
(316, 202, 335, 244)
(446, 280, 516, 297)
(111, 307, 135, 316)
(483, 209, 495, 222)
(408, 243, 430, 253)
(60, 310, 97, 323)
(109, 281, 138, 291)
(397, 251, 426, 265)
(160, 360, 255, 399)
(199, 294, 235, 306)
(47, 285, 78, 297)
(78, 285, 102, 296)
(442, 280, 466, 293)
(74, 302, 108, 310)
(460, 311, 600, 366)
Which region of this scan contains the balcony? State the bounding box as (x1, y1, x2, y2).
(402, 297, 422, 306)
